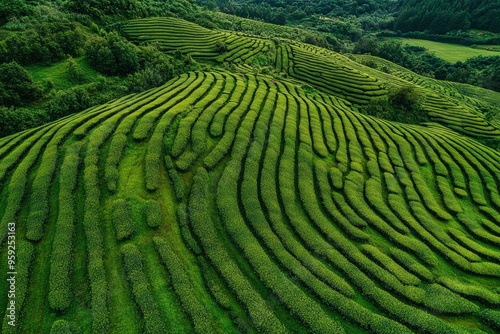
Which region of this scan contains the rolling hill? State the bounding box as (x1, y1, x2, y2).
(1, 17, 500, 334)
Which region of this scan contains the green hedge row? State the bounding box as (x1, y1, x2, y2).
(315, 162, 369, 242)
(378, 152, 395, 173)
(188, 167, 286, 333)
(219, 159, 346, 334)
(102, 87, 169, 192)
(176, 203, 202, 255)
(410, 171, 452, 221)
(259, 120, 358, 299)
(408, 201, 485, 265)
(345, 175, 437, 267)
(297, 146, 429, 306)
(143, 200, 162, 229)
(0, 127, 39, 161)
(395, 167, 420, 202)
(49, 143, 81, 311)
(389, 248, 433, 281)
(249, 135, 358, 298)
(412, 133, 449, 176)
(279, 140, 456, 334)
(205, 80, 260, 168)
(437, 276, 500, 306)
(153, 237, 216, 333)
(82, 119, 119, 333)
(121, 243, 167, 334)
(448, 228, 500, 262)
(170, 73, 220, 157)
(423, 284, 479, 315)
(25, 144, 58, 241)
(175, 151, 200, 172)
(362, 245, 421, 286)
(1, 240, 34, 334)
(207, 79, 247, 138)
(25, 111, 86, 241)
(315, 102, 336, 153)
(111, 199, 135, 241)
(364, 178, 410, 235)
(435, 176, 463, 214)
(50, 320, 73, 334)
(0, 122, 59, 244)
(480, 309, 500, 330)
(145, 74, 213, 190)
(384, 172, 401, 194)
(191, 77, 228, 154)
(132, 74, 192, 141)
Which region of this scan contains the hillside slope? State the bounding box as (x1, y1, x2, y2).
(124, 17, 500, 141)
(1, 71, 500, 333)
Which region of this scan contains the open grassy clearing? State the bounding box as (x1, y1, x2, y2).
(25, 57, 100, 91)
(1, 70, 500, 333)
(395, 38, 500, 63)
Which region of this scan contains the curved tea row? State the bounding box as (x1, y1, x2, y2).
(1, 71, 499, 333)
(124, 17, 500, 141)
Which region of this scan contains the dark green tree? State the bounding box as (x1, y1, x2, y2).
(0, 62, 42, 106)
(86, 32, 139, 75)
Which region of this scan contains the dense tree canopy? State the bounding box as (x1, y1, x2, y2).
(395, 0, 500, 34)
(0, 62, 42, 106)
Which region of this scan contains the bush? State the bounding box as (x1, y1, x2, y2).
(48, 144, 81, 311)
(480, 309, 500, 330)
(144, 201, 162, 229)
(423, 284, 479, 315)
(86, 32, 139, 75)
(0, 62, 42, 106)
(359, 86, 429, 125)
(111, 199, 135, 241)
(189, 167, 286, 333)
(50, 320, 73, 334)
(153, 237, 216, 333)
(121, 244, 166, 334)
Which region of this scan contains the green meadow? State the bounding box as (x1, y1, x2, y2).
(398, 38, 500, 62)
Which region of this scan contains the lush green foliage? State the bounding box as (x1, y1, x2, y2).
(1, 5, 500, 334)
(0, 62, 42, 106)
(395, 0, 500, 34)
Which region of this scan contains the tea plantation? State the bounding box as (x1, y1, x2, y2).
(1, 17, 500, 334)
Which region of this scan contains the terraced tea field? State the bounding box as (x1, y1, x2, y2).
(1, 70, 500, 333)
(125, 18, 500, 141)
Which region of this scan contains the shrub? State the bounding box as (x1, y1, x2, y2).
(423, 284, 479, 315)
(144, 200, 162, 229)
(189, 167, 285, 333)
(153, 237, 216, 333)
(111, 199, 135, 241)
(219, 158, 345, 334)
(121, 244, 166, 334)
(1, 240, 34, 333)
(480, 309, 500, 330)
(49, 143, 81, 312)
(164, 156, 185, 201)
(86, 32, 139, 76)
(50, 320, 73, 334)
(0, 62, 42, 106)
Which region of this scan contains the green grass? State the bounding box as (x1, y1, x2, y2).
(397, 38, 500, 63)
(25, 57, 101, 90)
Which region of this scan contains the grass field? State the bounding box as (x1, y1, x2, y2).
(26, 57, 100, 91)
(397, 38, 500, 63)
